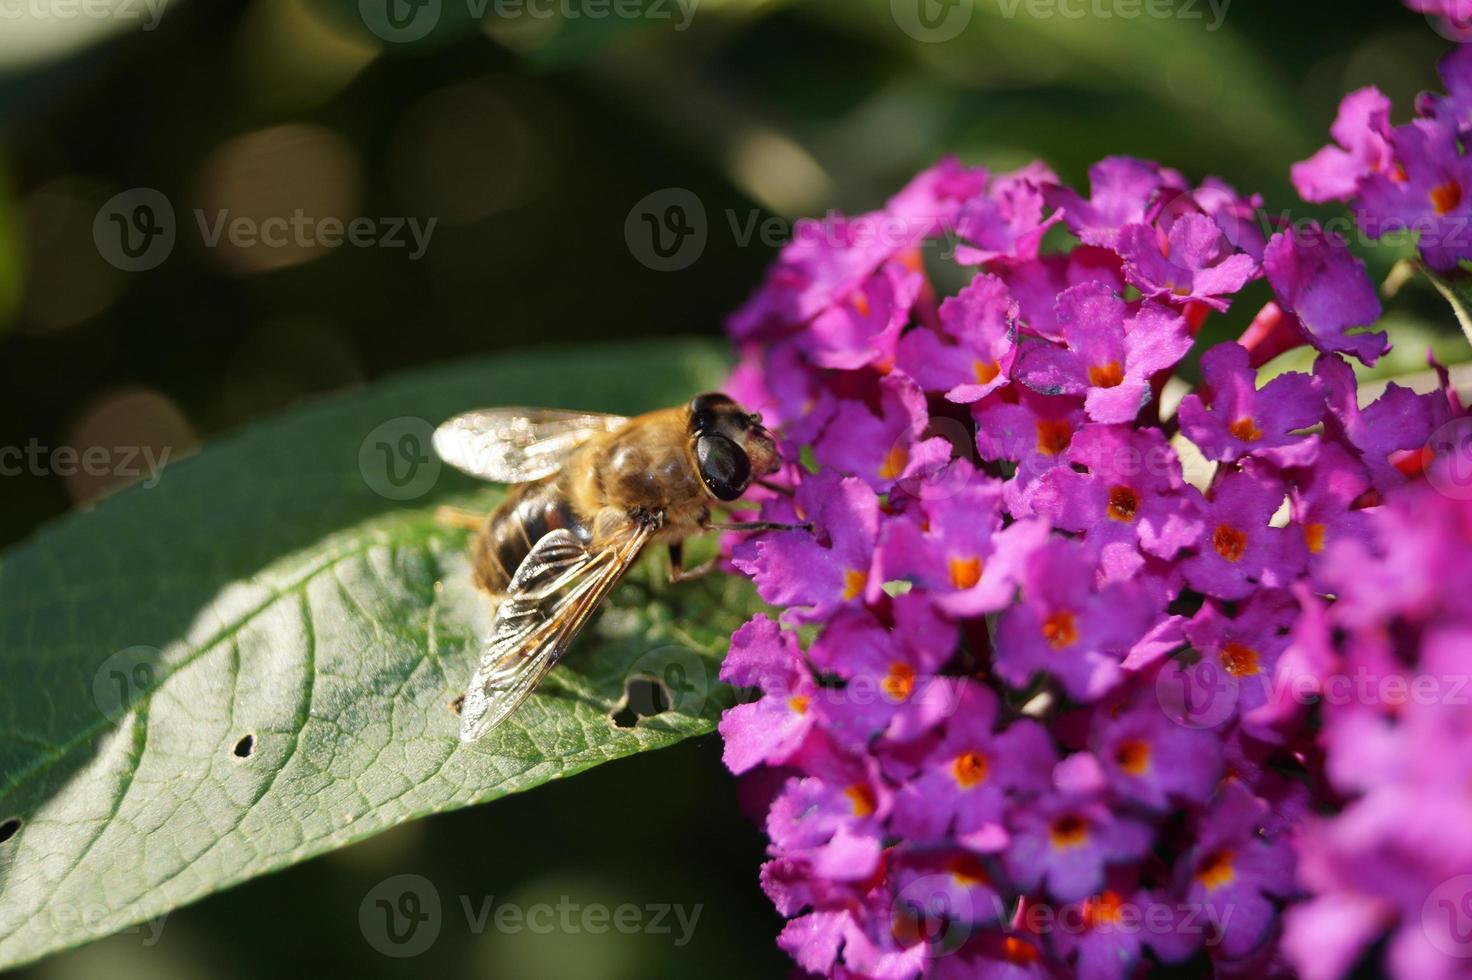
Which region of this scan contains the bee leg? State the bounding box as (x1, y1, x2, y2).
(705, 520, 814, 533)
(434, 506, 488, 531)
(667, 541, 719, 583)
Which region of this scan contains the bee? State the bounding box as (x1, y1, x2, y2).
(433, 393, 807, 742)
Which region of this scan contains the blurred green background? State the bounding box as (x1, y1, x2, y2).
(0, 1, 1463, 977)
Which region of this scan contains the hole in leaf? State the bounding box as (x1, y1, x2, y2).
(610, 676, 671, 729)
(233, 734, 256, 758)
(0, 817, 20, 844)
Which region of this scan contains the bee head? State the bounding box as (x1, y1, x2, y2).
(688, 392, 780, 501)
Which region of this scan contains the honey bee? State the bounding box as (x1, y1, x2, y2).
(433, 393, 807, 742)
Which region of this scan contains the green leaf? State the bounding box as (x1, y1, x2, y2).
(1417, 260, 1472, 351)
(0, 338, 755, 969)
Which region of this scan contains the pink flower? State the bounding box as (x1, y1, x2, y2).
(813, 375, 953, 493)
(1178, 342, 1324, 466)
(895, 271, 1019, 403)
(1118, 213, 1259, 312)
(1180, 464, 1307, 601)
(1014, 282, 1193, 424)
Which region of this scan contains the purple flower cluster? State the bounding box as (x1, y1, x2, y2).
(714, 154, 1465, 978)
(1277, 479, 1472, 980)
(1294, 45, 1472, 272)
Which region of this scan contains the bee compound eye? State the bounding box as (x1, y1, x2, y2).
(695, 434, 752, 501)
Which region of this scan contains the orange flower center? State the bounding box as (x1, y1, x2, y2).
(788, 695, 810, 716)
(952, 751, 990, 789)
(1043, 610, 1079, 650)
(1088, 361, 1125, 388)
(1083, 890, 1125, 929)
(882, 662, 916, 702)
(1304, 522, 1326, 554)
(1432, 180, 1464, 216)
(1115, 739, 1151, 775)
(1036, 419, 1073, 456)
(1220, 641, 1260, 677)
(851, 290, 873, 317)
(1107, 485, 1141, 523)
(1003, 936, 1039, 964)
(842, 568, 868, 601)
(973, 359, 1002, 385)
(1050, 814, 1089, 849)
(1196, 849, 1235, 890)
(1228, 417, 1263, 442)
(879, 445, 908, 480)
(1212, 524, 1247, 563)
(949, 555, 983, 589)
(845, 783, 877, 818)
(947, 853, 991, 887)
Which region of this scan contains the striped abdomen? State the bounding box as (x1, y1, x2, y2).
(472, 477, 592, 594)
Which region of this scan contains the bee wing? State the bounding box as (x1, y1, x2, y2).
(433, 408, 628, 484)
(458, 523, 653, 743)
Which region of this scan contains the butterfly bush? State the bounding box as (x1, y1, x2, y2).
(713, 143, 1472, 979)
(1293, 43, 1472, 274)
